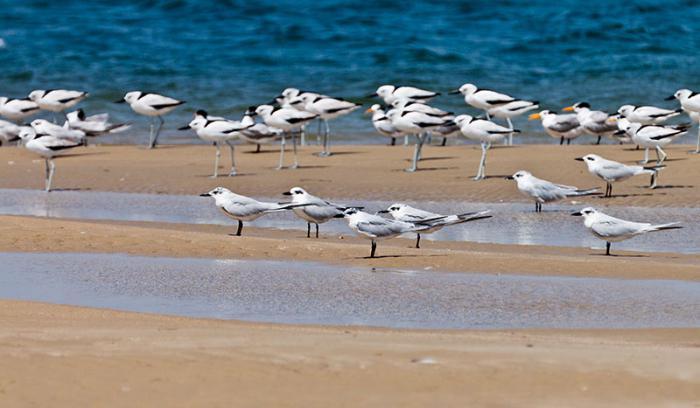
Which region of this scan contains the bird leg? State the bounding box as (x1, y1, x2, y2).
(277, 133, 286, 170)
(300, 124, 306, 146)
(147, 118, 155, 148)
(406, 133, 425, 172)
(567, 138, 571, 145)
(370, 239, 377, 258)
(655, 146, 667, 164)
(149, 116, 164, 149)
(227, 141, 237, 176)
(560, 136, 564, 146)
(291, 130, 299, 169)
(595, 135, 601, 145)
(255, 144, 261, 153)
(236, 220, 243, 236)
(695, 126, 700, 154)
(44, 159, 51, 192)
(307, 222, 311, 238)
(605, 241, 611, 256)
(640, 147, 649, 164)
(650, 171, 658, 189)
(404, 135, 409, 146)
(441, 137, 447, 146)
(319, 119, 331, 157)
(415, 233, 421, 249)
(475, 142, 488, 180)
(211, 142, 220, 178)
(390, 137, 396, 146)
(506, 118, 513, 145)
(315, 223, 319, 238)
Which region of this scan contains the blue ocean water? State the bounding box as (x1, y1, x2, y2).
(1, 0, 699, 144)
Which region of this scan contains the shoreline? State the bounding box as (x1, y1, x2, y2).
(2, 143, 700, 206)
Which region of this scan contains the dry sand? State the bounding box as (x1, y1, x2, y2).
(1, 300, 699, 408)
(2, 143, 700, 407)
(1, 143, 699, 206)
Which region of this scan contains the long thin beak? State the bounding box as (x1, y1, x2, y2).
(448, 89, 461, 95)
(376, 210, 389, 214)
(574, 157, 585, 161)
(571, 211, 582, 216)
(178, 125, 190, 130)
(282, 191, 292, 195)
(333, 214, 345, 218)
(267, 99, 278, 105)
(365, 93, 378, 98)
(504, 176, 514, 180)
(562, 106, 575, 112)
(664, 95, 676, 101)
(114, 99, 126, 104)
(528, 113, 541, 120)
(613, 129, 625, 135)
(199, 193, 211, 197)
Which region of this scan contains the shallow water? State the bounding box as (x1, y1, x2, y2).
(1, 188, 699, 254)
(1, 1, 700, 144)
(1, 252, 699, 329)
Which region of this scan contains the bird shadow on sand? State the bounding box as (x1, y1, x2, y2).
(590, 253, 648, 258)
(48, 187, 91, 192)
(396, 167, 459, 172)
(315, 151, 360, 156)
(652, 184, 694, 190)
(413, 156, 459, 162)
(60, 151, 110, 158)
(597, 192, 654, 199)
(290, 165, 329, 170)
(359, 253, 447, 260)
(197, 173, 255, 178)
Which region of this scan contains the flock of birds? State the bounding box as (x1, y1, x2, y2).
(1, 84, 693, 256)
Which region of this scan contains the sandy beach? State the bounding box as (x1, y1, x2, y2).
(1, 142, 700, 407)
(1, 143, 699, 206)
(1, 300, 698, 407)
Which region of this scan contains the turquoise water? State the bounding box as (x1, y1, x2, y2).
(1, 1, 699, 143)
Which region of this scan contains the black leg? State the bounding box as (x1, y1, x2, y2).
(441, 137, 447, 146)
(560, 137, 564, 145)
(370, 240, 377, 258)
(255, 144, 261, 153)
(605, 241, 611, 256)
(236, 220, 243, 236)
(567, 139, 571, 145)
(315, 223, 319, 238)
(307, 222, 311, 238)
(596, 135, 601, 145)
(415, 233, 421, 249)
(390, 137, 396, 146)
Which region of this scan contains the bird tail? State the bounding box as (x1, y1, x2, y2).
(416, 210, 492, 227)
(567, 188, 600, 197)
(107, 123, 131, 134)
(648, 222, 682, 232)
(269, 203, 312, 212)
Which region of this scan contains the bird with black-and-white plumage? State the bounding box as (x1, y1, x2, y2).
(562, 102, 620, 144)
(621, 121, 690, 164)
(283, 186, 354, 238)
(454, 114, 519, 180)
(0, 97, 40, 122)
(528, 110, 583, 145)
(487, 99, 539, 145)
(369, 85, 439, 105)
(387, 108, 454, 172)
(19, 126, 82, 192)
(66, 109, 130, 140)
(28, 89, 88, 119)
(365, 104, 404, 145)
(617, 105, 682, 125)
(115, 91, 185, 149)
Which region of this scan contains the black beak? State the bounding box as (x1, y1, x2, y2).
(114, 99, 126, 103)
(664, 95, 676, 101)
(199, 193, 211, 197)
(178, 125, 191, 130)
(571, 211, 583, 216)
(505, 176, 514, 180)
(267, 99, 278, 105)
(333, 214, 345, 218)
(365, 93, 378, 98)
(574, 157, 585, 161)
(613, 129, 625, 136)
(448, 89, 461, 95)
(376, 210, 389, 214)
(282, 191, 292, 195)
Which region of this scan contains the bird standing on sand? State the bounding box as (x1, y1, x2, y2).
(378, 204, 491, 248)
(617, 105, 682, 125)
(283, 187, 352, 238)
(116, 91, 185, 149)
(30, 119, 86, 142)
(506, 170, 599, 212)
(666, 89, 700, 153)
(486, 99, 539, 145)
(365, 104, 404, 145)
(562, 102, 619, 145)
(449, 84, 515, 117)
(334, 207, 434, 258)
(387, 109, 453, 172)
(528, 110, 583, 145)
(66, 109, 130, 141)
(179, 110, 251, 177)
(454, 114, 519, 180)
(571, 207, 681, 256)
(249, 105, 318, 169)
(199, 187, 305, 236)
(623, 122, 689, 164)
(19, 127, 82, 192)
(575, 154, 661, 197)
(290, 94, 361, 157)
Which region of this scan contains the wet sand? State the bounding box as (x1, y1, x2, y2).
(1, 299, 699, 408)
(2, 215, 699, 281)
(1, 143, 699, 206)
